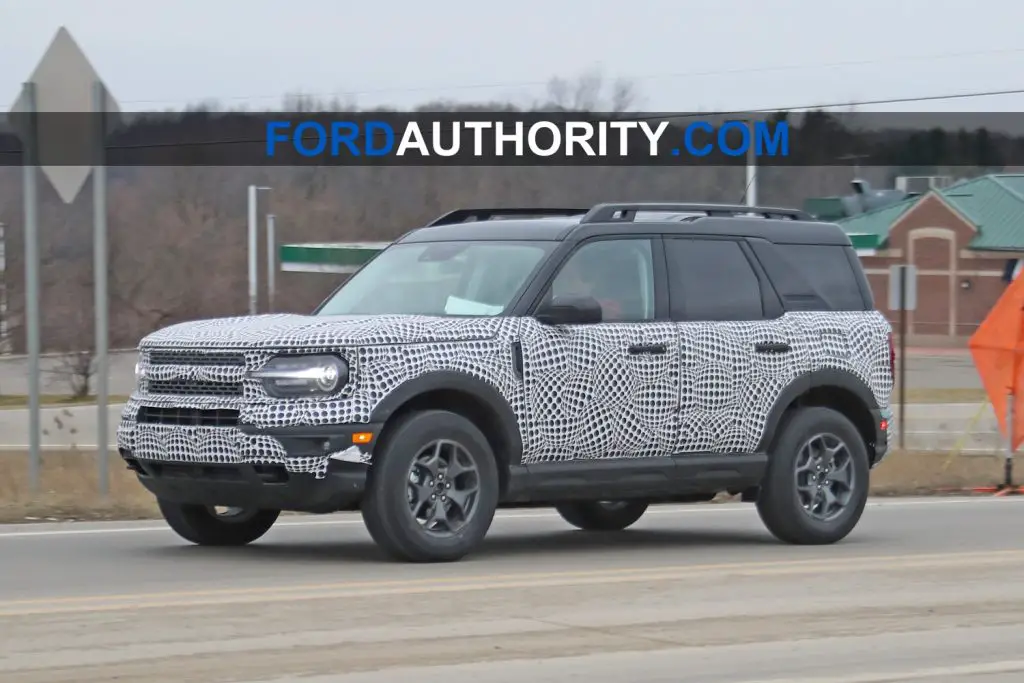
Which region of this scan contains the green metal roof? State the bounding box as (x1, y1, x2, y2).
(835, 197, 916, 248)
(953, 174, 1024, 250)
(836, 173, 1024, 251)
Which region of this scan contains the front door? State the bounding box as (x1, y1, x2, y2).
(519, 237, 679, 464)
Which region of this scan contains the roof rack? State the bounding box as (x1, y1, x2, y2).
(427, 207, 587, 226)
(579, 202, 813, 223)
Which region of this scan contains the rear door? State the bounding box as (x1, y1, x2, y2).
(664, 236, 795, 454)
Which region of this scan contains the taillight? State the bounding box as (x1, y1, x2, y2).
(887, 332, 895, 382)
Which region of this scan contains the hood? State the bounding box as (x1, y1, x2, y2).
(140, 313, 507, 350)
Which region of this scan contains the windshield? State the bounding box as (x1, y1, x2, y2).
(316, 240, 554, 316)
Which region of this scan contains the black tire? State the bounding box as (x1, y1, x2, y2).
(361, 409, 500, 563)
(157, 500, 280, 546)
(555, 500, 649, 531)
(756, 406, 870, 545)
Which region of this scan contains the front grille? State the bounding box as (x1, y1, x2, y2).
(148, 350, 246, 367)
(136, 406, 239, 428)
(147, 379, 243, 398)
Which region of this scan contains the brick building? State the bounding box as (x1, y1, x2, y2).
(836, 174, 1024, 345)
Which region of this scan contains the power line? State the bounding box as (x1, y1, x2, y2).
(117, 46, 1024, 107)
(83, 85, 1024, 156)
(683, 86, 1024, 118)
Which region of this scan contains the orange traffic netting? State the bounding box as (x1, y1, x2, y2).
(967, 270, 1024, 494)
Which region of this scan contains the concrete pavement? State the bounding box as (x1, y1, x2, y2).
(0, 401, 1006, 452)
(1, 497, 1022, 682)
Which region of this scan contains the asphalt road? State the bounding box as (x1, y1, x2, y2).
(1, 497, 1023, 682)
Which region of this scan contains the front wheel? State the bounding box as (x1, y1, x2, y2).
(555, 500, 649, 531)
(361, 409, 500, 563)
(756, 406, 870, 545)
(157, 500, 280, 546)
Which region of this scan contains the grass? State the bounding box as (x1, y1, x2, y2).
(0, 449, 1020, 523)
(0, 394, 132, 409)
(897, 387, 988, 404)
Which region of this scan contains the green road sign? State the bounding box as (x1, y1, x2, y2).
(279, 242, 390, 274)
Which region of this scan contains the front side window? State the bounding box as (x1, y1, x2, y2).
(317, 240, 553, 316)
(542, 238, 656, 322)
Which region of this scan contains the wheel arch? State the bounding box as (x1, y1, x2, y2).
(370, 371, 524, 494)
(758, 369, 880, 463)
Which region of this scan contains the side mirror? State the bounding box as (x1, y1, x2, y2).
(535, 296, 603, 326)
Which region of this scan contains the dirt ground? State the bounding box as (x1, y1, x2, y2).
(1, 449, 1021, 524)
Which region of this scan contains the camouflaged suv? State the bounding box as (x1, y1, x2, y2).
(118, 202, 894, 562)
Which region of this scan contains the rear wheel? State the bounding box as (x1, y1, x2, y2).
(555, 500, 649, 531)
(158, 500, 280, 546)
(756, 406, 870, 545)
(361, 410, 499, 562)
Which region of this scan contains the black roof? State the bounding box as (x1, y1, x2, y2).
(395, 203, 853, 247)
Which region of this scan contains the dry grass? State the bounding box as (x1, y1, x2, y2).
(0, 450, 158, 522)
(898, 387, 988, 404)
(0, 394, 132, 410)
(869, 450, 1023, 495)
(0, 449, 1021, 524)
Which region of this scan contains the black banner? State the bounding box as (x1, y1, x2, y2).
(1, 110, 1022, 167)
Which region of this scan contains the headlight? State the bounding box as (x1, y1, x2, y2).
(134, 361, 145, 385)
(250, 354, 348, 398)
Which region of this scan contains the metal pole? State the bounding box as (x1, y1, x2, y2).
(93, 81, 110, 496)
(1006, 390, 1015, 489)
(247, 185, 258, 315)
(898, 266, 908, 450)
(266, 214, 276, 313)
(745, 121, 757, 207)
(0, 221, 8, 354)
(22, 82, 41, 494)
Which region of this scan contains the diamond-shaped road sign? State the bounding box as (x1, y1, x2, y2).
(9, 27, 119, 203)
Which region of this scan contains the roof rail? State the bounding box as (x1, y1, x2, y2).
(427, 207, 587, 226)
(579, 202, 813, 223)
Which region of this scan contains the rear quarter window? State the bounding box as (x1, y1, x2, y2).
(777, 244, 868, 311)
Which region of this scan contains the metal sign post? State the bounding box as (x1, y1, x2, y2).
(93, 81, 110, 495)
(9, 28, 119, 495)
(888, 264, 918, 449)
(247, 185, 271, 315)
(266, 214, 276, 313)
(19, 83, 41, 493)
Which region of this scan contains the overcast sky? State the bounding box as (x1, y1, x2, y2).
(2, 0, 1024, 114)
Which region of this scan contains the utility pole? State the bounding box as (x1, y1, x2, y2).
(745, 121, 757, 207)
(247, 185, 271, 315)
(266, 213, 276, 313)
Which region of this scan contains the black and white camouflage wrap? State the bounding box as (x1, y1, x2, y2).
(117, 311, 893, 479)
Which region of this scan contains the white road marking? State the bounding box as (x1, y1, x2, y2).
(734, 659, 1024, 683)
(0, 496, 1021, 539)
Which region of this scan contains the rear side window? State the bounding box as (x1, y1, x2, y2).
(665, 238, 764, 321)
(777, 244, 867, 311)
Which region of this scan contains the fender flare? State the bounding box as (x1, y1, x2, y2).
(756, 368, 879, 453)
(370, 370, 524, 466)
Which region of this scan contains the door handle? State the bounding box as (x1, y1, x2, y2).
(628, 343, 667, 355)
(755, 341, 792, 354)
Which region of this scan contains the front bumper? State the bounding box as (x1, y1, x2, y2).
(125, 457, 368, 513)
(118, 422, 382, 513)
